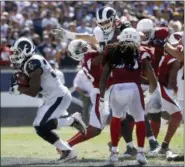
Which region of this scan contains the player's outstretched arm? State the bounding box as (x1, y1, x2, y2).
(168, 61, 181, 90)
(18, 68, 42, 97)
(142, 59, 157, 93)
(52, 27, 98, 45)
(99, 63, 111, 99)
(164, 42, 184, 63)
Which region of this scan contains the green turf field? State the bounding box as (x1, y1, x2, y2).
(1, 124, 184, 166)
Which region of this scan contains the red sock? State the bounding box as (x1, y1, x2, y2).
(164, 112, 182, 144)
(68, 125, 100, 147)
(151, 120, 161, 138)
(110, 117, 121, 147)
(136, 121, 146, 148)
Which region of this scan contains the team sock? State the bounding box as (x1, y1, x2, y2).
(136, 121, 146, 148)
(111, 117, 121, 147)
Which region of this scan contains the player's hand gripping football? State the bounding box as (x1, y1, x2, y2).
(9, 72, 21, 95)
(52, 27, 75, 40)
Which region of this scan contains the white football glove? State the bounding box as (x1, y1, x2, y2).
(9, 85, 21, 95)
(99, 97, 104, 113)
(52, 27, 75, 40)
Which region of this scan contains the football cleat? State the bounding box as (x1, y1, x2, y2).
(120, 146, 137, 158)
(136, 152, 148, 165)
(110, 151, 119, 162)
(149, 146, 170, 156)
(166, 151, 184, 162)
(71, 112, 87, 135)
(149, 140, 160, 151)
(58, 150, 77, 162)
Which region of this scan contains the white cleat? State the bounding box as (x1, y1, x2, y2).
(58, 149, 77, 162)
(110, 151, 119, 162)
(71, 112, 87, 135)
(149, 146, 169, 156)
(136, 152, 148, 165)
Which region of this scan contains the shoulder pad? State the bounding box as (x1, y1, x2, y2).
(26, 59, 42, 74)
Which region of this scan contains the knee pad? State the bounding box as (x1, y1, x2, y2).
(34, 126, 59, 144)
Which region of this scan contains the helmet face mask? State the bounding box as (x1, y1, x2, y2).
(9, 37, 35, 68)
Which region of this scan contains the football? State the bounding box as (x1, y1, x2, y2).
(14, 72, 29, 87)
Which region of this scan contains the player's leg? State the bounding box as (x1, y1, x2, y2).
(120, 114, 137, 158)
(109, 86, 125, 162)
(33, 92, 86, 161)
(150, 112, 161, 138)
(33, 96, 76, 161)
(145, 115, 159, 153)
(152, 86, 182, 154)
(128, 84, 147, 164)
(67, 92, 109, 147)
(144, 86, 162, 152)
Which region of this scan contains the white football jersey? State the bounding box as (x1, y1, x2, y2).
(93, 26, 115, 44)
(22, 54, 68, 101)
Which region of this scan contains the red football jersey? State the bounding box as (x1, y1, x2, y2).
(158, 55, 178, 87)
(109, 67, 141, 87)
(82, 51, 101, 88)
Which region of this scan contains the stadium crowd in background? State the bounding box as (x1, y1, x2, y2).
(0, 1, 184, 68)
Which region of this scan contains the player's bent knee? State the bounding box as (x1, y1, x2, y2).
(41, 118, 58, 130)
(172, 112, 182, 122)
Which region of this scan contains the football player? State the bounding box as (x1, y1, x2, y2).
(53, 7, 160, 157)
(151, 32, 183, 155)
(52, 6, 139, 156)
(66, 39, 110, 152)
(136, 18, 170, 142)
(52, 6, 131, 51)
(9, 37, 87, 162)
(99, 28, 147, 164)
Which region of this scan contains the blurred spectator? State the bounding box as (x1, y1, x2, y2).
(168, 12, 183, 33)
(42, 10, 59, 29)
(1, 1, 184, 68)
(161, 2, 173, 21)
(0, 38, 11, 66)
(1, 15, 9, 38)
(76, 19, 92, 34)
